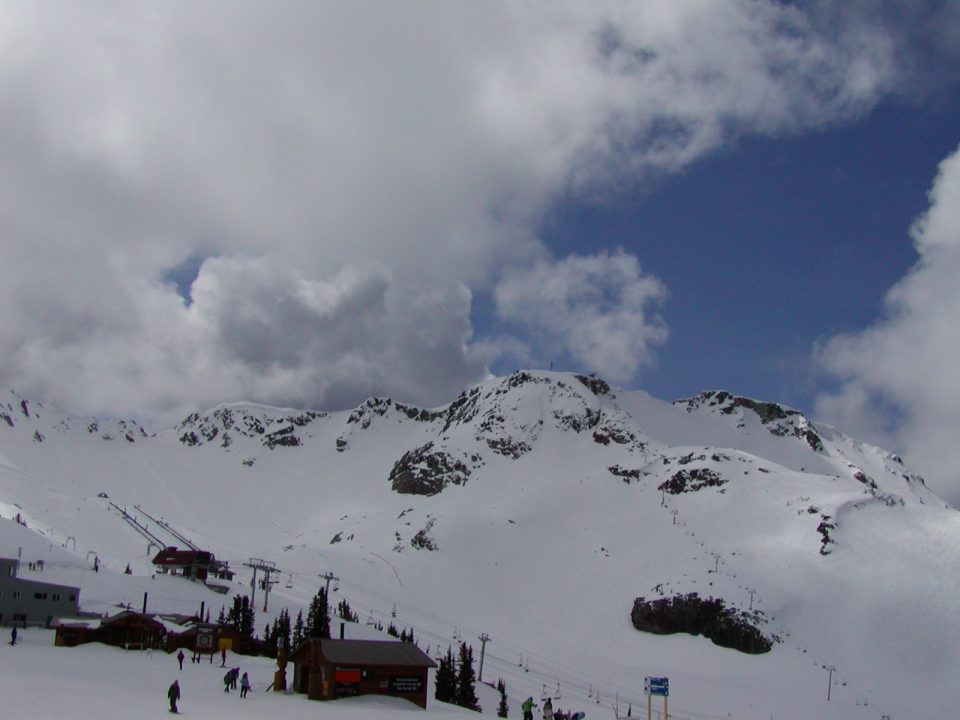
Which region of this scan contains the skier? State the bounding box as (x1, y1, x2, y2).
(167, 679, 180, 713)
(220, 647, 227, 667)
(522, 696, 537, 720)
(10, 627, 17, 646)
(224, 669, 233, 692)
(231, 667, 239, 690)
(543, 696, 553, 720)
(177, 649, 185, 670)
(240, 671, 251, 698)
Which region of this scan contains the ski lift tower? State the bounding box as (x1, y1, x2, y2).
(319, 571, 339, 596)
(245, 558, 278, 611)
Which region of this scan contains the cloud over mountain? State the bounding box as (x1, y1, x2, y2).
(816, 144, 960, 506)
(0, 1, 935, 425)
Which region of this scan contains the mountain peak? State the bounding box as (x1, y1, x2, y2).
(675, 390, 824, 452)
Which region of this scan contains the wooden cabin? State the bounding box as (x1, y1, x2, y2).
(53, 610, 172, 649)
(52, 611, 242, 656)
(289, 638, 437, 709)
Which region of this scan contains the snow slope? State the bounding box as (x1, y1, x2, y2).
(1, 374, 958, 720)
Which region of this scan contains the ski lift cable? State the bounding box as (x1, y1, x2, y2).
(271, 576, 757, 715)
(332, 590, 649, 707)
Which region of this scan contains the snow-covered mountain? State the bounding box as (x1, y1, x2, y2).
(2, 371, 958, 720)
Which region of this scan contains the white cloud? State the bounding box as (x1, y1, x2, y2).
(816, 144, 960, 506)
(494, 251, 668, 382)
(0, 1, 928, 425)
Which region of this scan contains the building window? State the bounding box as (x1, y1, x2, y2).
(69, 594, 76, 602)
(13, 591, 20, 599)
(34, 592, 48, 600)
(52, 593, 61, 601)
(13, 613, 26, 622)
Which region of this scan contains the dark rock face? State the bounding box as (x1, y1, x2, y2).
(389, 442, 475, 496)
(817, 514, 836, 555)
(263, 425, 301, 449)
(659, 468, 726, 494)
(177, 406, 325, 447)
(485, 437, 531, 459)
(678, 391, 824, 452)
(575, 374, 612, 397)
(631, 593, 773, 654)
(410, 518, 439, 551)
(608, 465, 642, 483)
(346, 397, 442, 430)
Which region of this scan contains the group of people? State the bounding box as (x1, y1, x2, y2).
(165, 653, 252, 713)
(522, 696, 585, 720)
(223, 666, 251, 697)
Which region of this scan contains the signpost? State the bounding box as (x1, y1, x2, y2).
(644, 677, 669, 720)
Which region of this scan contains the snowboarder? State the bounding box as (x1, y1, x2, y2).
(167, 679, 180, 713)
(522, 696, 537, 720)
(240, 671, 250, 698)
(543, 697, 553, 720)
(10, 627, 17, 646)
(177, 649, 185, 670)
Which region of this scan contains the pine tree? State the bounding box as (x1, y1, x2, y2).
(240, 595, 255, 642)
(497, 678, 509, 718)
(337, 598, 359, 622)
(306, 587, 331, 638)
(292, 610, 305, 649)
(277, 608, 291, 652)
(434, 645, 457, 703)
(455, 642, 481, 712)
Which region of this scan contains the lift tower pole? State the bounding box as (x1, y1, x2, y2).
(245, 558, 279, 611)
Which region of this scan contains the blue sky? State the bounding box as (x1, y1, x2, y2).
(2, 1, 960, 502)
(521, 91, 960, 412)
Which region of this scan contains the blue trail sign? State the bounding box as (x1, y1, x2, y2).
(644, 676, 669, 696)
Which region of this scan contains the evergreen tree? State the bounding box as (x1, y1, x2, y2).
(306, 587, 331, 638)
(277, 608, 291, 652)
(434, 645, 457, 703)
(217, 606, 226, 625)
(292, 610, 305, 649)
(337, 598, 359, 622)
(227, 595, 255, 644)
(455, 642, 481, 712)
(497, 678, 509, 718)
(240, 595, 255, 641)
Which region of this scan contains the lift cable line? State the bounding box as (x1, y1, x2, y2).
(133, 504, 200, 550)
(106, 501, 167, 552)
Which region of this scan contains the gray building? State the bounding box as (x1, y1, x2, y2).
(0, 557, 80, 627)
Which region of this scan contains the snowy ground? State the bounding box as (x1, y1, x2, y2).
(0, 627, 484, 720)
(3, 373, 959, 720)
